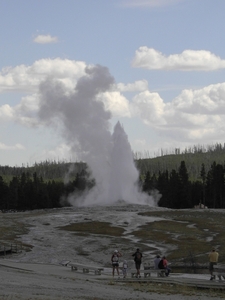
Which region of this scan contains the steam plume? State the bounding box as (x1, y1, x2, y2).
(38, 64, 158, 206)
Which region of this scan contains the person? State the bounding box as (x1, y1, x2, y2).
(208, 247, 219, 280)
(162, 256, 171, 276)
(154, 254, 161, 270)
(122, 260, 128, 278)
(132, 248, 142, 278)
(158, 256, 171, 276)
(111, 249, 122, 277)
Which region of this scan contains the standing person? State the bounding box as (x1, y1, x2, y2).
(209, 247, 219, 280)
(132, 248, 142, 278)
(122, 260, 128, 278)
(111, 250, 122, 277)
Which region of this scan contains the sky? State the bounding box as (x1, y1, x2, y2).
(1, 0, 225, 167)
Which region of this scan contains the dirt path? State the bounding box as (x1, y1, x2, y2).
(0, 260, 224, 300)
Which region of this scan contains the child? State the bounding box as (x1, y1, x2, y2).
(122, 260, 128, 278)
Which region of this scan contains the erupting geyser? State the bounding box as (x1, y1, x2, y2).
(108, 121, 144, 203)
(37, 64, 158, 206)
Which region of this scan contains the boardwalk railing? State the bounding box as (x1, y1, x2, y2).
(0, 243, 22, 256)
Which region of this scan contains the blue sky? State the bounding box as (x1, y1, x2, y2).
(1, 0, 225, 166)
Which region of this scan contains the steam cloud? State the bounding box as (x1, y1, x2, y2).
(38, 65, 158, 206)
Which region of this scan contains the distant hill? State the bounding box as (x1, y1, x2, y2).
(0, 161, 87, 183)
(135, 146, 225, 181)
(1, 143, 225, 182)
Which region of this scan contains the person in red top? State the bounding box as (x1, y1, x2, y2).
(162, 256, 171, 276)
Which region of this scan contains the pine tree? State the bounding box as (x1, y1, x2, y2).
(200, 163, 206, 207)
(178, 161, 192, 208)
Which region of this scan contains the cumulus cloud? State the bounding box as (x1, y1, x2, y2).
(131, 91, 166, 125)
(0, 143, 25, 150)
(117, 80, 148, 92)
(172, 84, 225, 114)
(97, 91, 131, 118)
(0, 58, 88, 127)
(33, 34, 58, 44)
(131, 82, 225, 142)
(13, 95, 40, 127)
(0, 104, 14, 122)
(132, 47, 225, 71)
(0, 59, 133, 125)
(2, 57, 225, 151)
(0, 58, 86, 93)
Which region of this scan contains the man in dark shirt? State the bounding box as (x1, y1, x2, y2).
(132, 248, 142, 278)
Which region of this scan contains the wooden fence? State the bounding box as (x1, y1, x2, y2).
(0, 243, 22, 256)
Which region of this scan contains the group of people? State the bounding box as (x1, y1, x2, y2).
(111, 249, 139, 278)
(111, 246, 222, 280)
(153, 254, 171, 276)
(111, 248, 170, 278)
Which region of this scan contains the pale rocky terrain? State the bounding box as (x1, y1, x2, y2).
(0, 205, 224, 299)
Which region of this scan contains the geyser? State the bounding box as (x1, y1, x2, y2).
(108, 121, 147, 204)
(37, 64, 158, 206)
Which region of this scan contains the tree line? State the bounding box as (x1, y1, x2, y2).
(143, 161, 225, 209)
(0, 161, 86, 181)
(0, 170, 94, 211)
(135, 142, 225, 181)
(1, 157, 225, 210)
(134, 142, 225, 160)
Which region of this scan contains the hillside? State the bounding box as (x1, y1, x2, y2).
(136, 150, 225, 181)
(1, 147, 225, 182)
(1, 146, 225, 209)
(0, 161, 87, 183)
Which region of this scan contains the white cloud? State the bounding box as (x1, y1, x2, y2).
(117, 80, 148, 92)
(131, 90, 166, 125)
(0, 59, 87, 126)
(0, 104, 14, 122)
(2, 58, 225, 151)
(172, 83, 225, 114)
(131, 82, 225, 143)
(9, 94, 39, 127)
(121, 0, 183, 8)
(0, 58, 87, 93)
(98, 80, 149, 119)
(97, 91, 131, 118)
(0, 60, 141, 123)
(132, 47, 225, 71)
(0, 143, 25, 150)
(33, 34, 58, 44)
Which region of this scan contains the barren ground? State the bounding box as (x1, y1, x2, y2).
(0, 205, 225, 299)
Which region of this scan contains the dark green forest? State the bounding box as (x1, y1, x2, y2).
(0, 163, 94, 211)
(1, 143, 225, 210)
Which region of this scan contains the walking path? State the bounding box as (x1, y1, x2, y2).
(0, 259, 224, 290)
